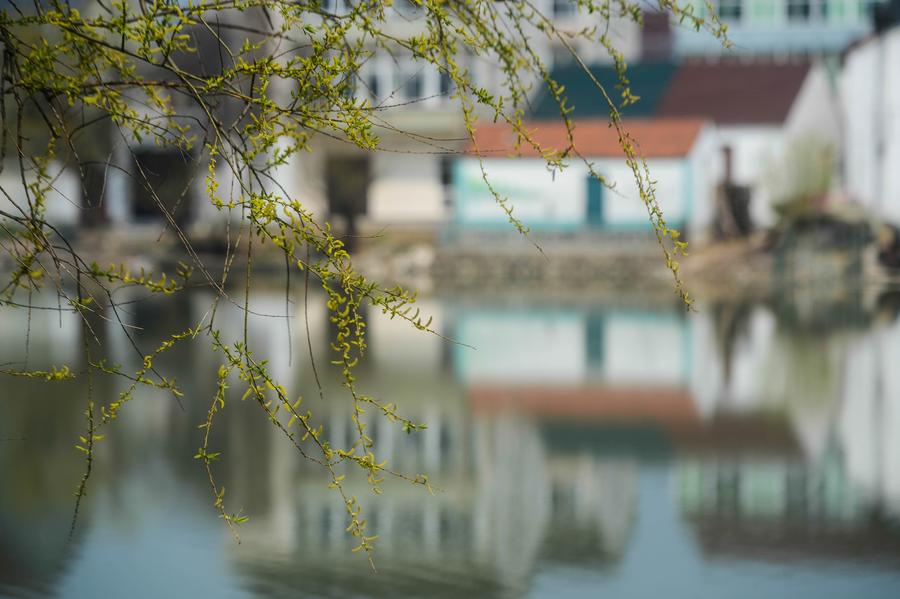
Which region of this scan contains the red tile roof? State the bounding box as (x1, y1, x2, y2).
(656, 60, 811, 125)
(467, 117, 708, 159)
(468, 384, 699, 424)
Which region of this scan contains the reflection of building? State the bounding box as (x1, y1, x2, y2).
(7, 287, 900, 595)
(678, 448, 900, 564)
(839, 316, 900, 512)
(223, 297, 640, 589)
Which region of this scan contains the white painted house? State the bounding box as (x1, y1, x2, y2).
(653, 59, 841, 228)
(453, 118, 720, 241)
(841, 19, 900, 223)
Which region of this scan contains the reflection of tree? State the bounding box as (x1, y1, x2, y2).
(762, 332, 842, 409)
(773, 286, 873, 335)
(710, 300, 755, 391)
(0, 375, 91, 595)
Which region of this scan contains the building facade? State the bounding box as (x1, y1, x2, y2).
(451, 118, 719, 241)
(674, 0, 886, 56)
(841, 18, 900, 223)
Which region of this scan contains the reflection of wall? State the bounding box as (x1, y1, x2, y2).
(455, 307, 690, 387)
(688, 293, 900, 520)
(0, 291, 81, 368)
(839, 317, 900, 514)
(229, 410, 637, 593)
(678, 452, 861, 525)
(455, 308, 587, 384)
(689, 304, 778, 417)
(677, 447, 900, 563)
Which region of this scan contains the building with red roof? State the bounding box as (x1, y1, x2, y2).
(453, 116, 719, 240)
(493, 58, 839, 236)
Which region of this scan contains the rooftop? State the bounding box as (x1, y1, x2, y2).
(531, 59, 813, 126)
(531, 62, 678, 120)
(656, 60, 812, 125)
(468, 117, 708, 159)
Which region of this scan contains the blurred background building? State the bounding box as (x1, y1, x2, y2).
(0, 0, 898, 264)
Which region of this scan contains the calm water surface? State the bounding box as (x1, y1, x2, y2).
(2, 286, 900, 598)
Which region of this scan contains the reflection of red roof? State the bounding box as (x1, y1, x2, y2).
(469, 385, 699, 425)
(470, 387, 801, 455)
(467, 118, 707, 159)
(671, 415, 800, 456)
(656, 60, 811, 125)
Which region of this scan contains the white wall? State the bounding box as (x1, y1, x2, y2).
(715, 125, 784, 228)
(0, 160, 80, 228)
(600, 159, 686, 228)
(841, 27, 900, 224)
(369, 153, 447, 224)
(786, 62, 842, 145)
(687, 124, 721, 242)
(368, 298, 444, 371)
(454, 158, 587, 229)
(454, 150, 705, 232)
(702, 62, 841, 230)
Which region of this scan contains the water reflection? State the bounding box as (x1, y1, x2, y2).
(2, 285, 900, 597)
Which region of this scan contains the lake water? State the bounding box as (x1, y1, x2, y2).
(2, 284, 900, 598)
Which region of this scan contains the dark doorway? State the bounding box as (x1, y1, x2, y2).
(80, 162, 108, 227)
(586, 175, 604, 227)
(326, 155, 370, 252)
(130, 149, 195, 226)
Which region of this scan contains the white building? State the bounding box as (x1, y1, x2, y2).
(292, 2, 644, 239)
(652, 59, 841, 229)
(674, 0, 887, 57)
(453, 117, 720, 241)
(841, 18, 900, 223)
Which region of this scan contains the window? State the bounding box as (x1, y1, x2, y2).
(394, 0, 422, 17)
(320, 0, 349, 15)
(366, 72, 380, 101)
(750, 0, 777, 20)
(440, 155, 453, 188)
(440, 156, 454, 207)
(439, 69, 453, 97)
(552, 0, 577, 19)
(787, 0, 811, 20)
(718, 0, 743, 20)
(401, 68, 423, 101)
(693, 0, 709, 17)
(339, 76, 356, 99)
(859, 0, 880, 18)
